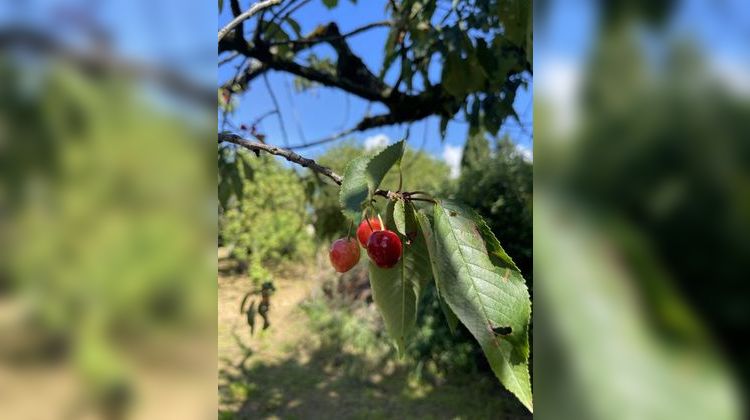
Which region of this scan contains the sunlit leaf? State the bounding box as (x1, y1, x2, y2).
(431, 200, 533, 411)
(365, 139, 405, 197)
(393, 199, 406, 235)
(285, 17, 302, 38)
(322, 0, 338, 9)
(339, 154, 371, 223)
(369, 201, 431, 355)
(415, 210, 459, 334)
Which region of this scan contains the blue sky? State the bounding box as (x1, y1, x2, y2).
(536, 0, 750, 135)
(218, 1, 533, 170)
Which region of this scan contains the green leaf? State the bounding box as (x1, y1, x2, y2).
(365, 139, 405, 197)
(482, 95, 502, 135)
(442, 51, 486, 97)
(415, 210, 459, 334)
(441, 52, 466, 97)
(380, 28, 400, 79)
(218, 0, 224, 13)
(285, 17, 302, 38)
(339, 154, 371, 222)
(369, 202, 431, 355)
(431, 200, 533, 411)
(498, 0, 531, 50)
(468, 97, 481, 136)
(393, 199, 406, 235)
(322, 0, 338, 9)
(384, 198, 396, 230)
(263, 22, 289, 43)
(439, 116, 449, 140)
(474, 209, 521, 273)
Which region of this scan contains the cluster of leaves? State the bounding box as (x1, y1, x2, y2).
(219, 0, 531, 139)
(2, 61, 214, 414)
(219, 148, 313, 282)
(379, 0, 532, 137)
(338, 139, 533, 411)
(305, 141, 451, 240)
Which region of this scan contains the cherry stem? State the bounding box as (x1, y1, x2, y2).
(409, 197, 437, 204)
(364, 206, 374, 231)
(346, 219, 354, 239)
(397, 166, 403, 192)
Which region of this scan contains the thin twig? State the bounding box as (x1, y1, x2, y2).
(264, 0, 312, 40)
(262, 73, 289, 146)
(282, 76, 308, 143)
(219, 51, 240, 66)
(251, 109, 278, 126)
(219, 133, 342, 184)
(218, 0, 283, 42)
(267, 20, 392, 46)
(409, 197, 437, 204)
(219, 133, 390, 198)
(286, 125, 358, 150)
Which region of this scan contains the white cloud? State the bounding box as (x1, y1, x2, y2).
(442, 144, 463, 179)
(364, 133, 390, 151)
(537, 56, 582, 137)
(712, 56, 750, 96)
(517, 144, 533, 162)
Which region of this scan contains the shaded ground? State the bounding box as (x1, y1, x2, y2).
(218, 254, 531, 420)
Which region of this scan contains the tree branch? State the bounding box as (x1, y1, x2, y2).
(286, 125, 358, 150)
(220, 60, 268, 93)
(219, 132, 342, 185)
(262, 73, 289, 145)
(218, 0, 283, 42)
(219, 132, 389, 198)
(266, 20, 392, 46)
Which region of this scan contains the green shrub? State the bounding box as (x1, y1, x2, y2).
(221, 152, 313, 282)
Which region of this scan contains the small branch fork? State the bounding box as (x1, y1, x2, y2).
(219, 133, 399, 199)
(218, 0, 283, 42)
(220, 132, 342, 184)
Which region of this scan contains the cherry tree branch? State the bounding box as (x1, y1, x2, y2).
(218, 132, 389, 197)
(219, 132, 342, 185)
(218, 0, 283, 42)
(266, 20, 392, 46)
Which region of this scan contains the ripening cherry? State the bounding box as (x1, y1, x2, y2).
(356, 217, 383, 247)
(329, 238, 361, 273)
(366, 230, 402, 268)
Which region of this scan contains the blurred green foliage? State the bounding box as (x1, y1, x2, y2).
(534, 7, 746, 419)
(220, 150, 314, 282)
(0, 60, 214, 417)
(563, 29, 750, 375)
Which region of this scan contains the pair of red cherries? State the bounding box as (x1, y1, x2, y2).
(329, 218, 402, 272)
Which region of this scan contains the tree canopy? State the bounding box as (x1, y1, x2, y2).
(218, 0, 532, 144)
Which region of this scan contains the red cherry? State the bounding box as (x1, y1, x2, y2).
(366, 230, 402, 268)
(356, 217, 383, 247)
(329, 238, 360, 273)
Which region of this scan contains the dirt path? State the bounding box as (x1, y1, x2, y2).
(218, 253, 530, 420)
(218, 272, 314, 366)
